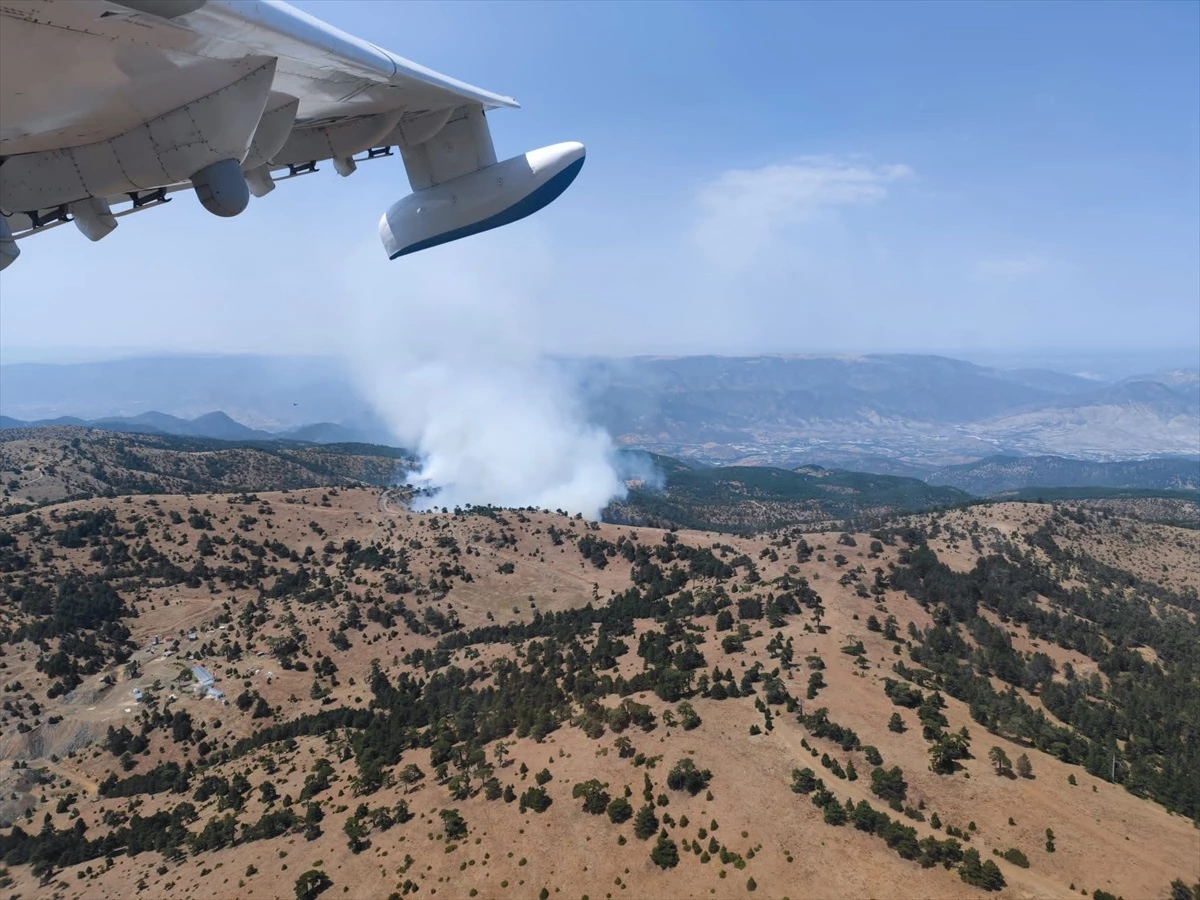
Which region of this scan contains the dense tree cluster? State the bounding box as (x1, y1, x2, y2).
(886, 528, 1200, 818)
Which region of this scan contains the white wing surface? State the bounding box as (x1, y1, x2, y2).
(0, 0, 585, 269)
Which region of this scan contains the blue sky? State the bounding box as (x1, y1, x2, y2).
(1, 0, 1197, 364)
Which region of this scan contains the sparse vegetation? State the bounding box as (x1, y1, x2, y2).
(0, 438, 1191, 900)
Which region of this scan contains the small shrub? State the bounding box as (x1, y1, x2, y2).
(1001, 848, 1029, 868)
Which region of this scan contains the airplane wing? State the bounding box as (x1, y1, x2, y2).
(0, 0, 585, 270)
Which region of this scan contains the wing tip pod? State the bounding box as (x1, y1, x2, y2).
(382, 142, 585, 259)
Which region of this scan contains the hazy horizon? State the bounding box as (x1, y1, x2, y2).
(2, 344, 1196, 382)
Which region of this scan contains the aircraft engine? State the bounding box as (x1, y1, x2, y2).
(379, 141, 585, 259)
(190, 158, 251, 218)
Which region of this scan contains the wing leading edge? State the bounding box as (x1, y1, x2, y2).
(0, 0, 584, 270)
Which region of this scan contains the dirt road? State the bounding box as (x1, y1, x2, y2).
(34, 758, 101, 798)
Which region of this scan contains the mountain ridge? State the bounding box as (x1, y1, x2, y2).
(3, 353, 1197, 466)
(0, 410, 397, 447)
(924, 453, 1200, 495)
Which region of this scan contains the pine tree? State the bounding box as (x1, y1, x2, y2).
(519, 786, 552, 814)
(492, 741, 510, 768)
(823, 801, 848, 825)
(959, 848, 984, 887)
(439, 808, 467, 840)
(980, 860, 1006, 890)
(293, 869, 332, 900)
(572, 779, 610, 815)
(988, 746, 1012, 775)
(650, 830, 679, 869)
(342, 816, 366, 854)
(1016, 753, 1033, 779)
(791, 768, 818, 794)
(633, 804, 659, 840)
(607, 796, 633, 824)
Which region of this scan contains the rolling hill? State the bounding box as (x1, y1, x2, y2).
(0, 479, 1195, 900)
(607, 460, 970, 532)
(924, 454, 1200, 495)
(0, 427, 412, 508)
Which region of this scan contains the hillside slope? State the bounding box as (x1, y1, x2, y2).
(0, 427, 411, 508)
(608, 463, 970, 532)
(0, 485, 1196, 900)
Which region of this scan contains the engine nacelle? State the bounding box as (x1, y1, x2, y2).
(379, 141, 585, 259)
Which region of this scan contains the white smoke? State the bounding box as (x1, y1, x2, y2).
(613, 450, 667, 493)
(339, 225, 626, 519)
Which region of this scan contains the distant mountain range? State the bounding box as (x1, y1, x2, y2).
(0, 410, 393, 446)
(923, 454, 1199, 495)
(572, 354, 1199, 466)
(0, 354, 382, 433)
(2, 352, 1197, 467)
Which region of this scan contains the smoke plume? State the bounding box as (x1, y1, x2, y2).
(340, 227, 626, 519)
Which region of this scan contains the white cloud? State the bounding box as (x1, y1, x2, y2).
(975, 253, 1049, 280)
(689, 157, 913, 270)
